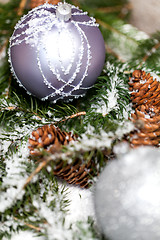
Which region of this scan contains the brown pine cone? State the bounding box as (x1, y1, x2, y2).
(30, 0, 60, 9)
(128, 104, 160, 147)
(53, 158, 96, 188)
(129, 70, 160, 108)
(28, 124, 75, 156)
(28, 124, 96, 188)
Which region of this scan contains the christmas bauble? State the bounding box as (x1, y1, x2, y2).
(95, 147, 160, 240)
(8, 3, 105, 102)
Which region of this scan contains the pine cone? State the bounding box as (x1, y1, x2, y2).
(129, 70, 160, 108)
(28, 124, 96, 188)
(30, 0, 60, 9)
(53, 158, 96, 188)
(28, 124, 75, 155)
(128, 104, 160, 147)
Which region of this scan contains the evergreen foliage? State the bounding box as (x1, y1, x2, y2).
(0, 0, 160, 239)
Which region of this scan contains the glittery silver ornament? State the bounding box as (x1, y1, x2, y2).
(8, 3, 105, 102)
(95, 147, 160, 240)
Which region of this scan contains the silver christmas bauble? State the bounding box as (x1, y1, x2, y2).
(95, 147, 160, 240)
(8, 3, 105, 102)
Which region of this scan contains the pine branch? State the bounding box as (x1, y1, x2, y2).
(129, 32, 160, 71)
(14, 217, 41, 232)
(105, 43, 125, 62)
(97, 15, 148, 61)
(0, 0, 21, 42)
(140, 41, 160, 67)
(23, 158, 51, 189)
(97, 2, 132, 14)
(57, 111, 86, 124)
(0, 105, 42, 120)
(97, 18, 137, 43)
(83, 60, 131, 123)
(78, 0, 128, 9)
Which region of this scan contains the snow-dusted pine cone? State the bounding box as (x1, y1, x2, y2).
(129, 70, 160, 108)
(128, 104, 160, 147)
(53, 158, 96, 188)
(28, 124, 96, 188)
(28, 124, 75, 156)
(30, 0, 60, 9)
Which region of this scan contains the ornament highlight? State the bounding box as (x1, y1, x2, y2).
(95, 147, 160, 240)
(8, 3, 105, 102)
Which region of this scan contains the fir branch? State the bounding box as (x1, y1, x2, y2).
(23, 159, 51, 189)
(97, 2, 132, 14)
(130, 33, 160, 71)
(14, 217, 41, 232)
(0, 0, 21, 42)
(84, 60, 131, 126)
(105, 42, 125, 62)
(57, 111, 86, 124)
(78, 0, 128, 9)
(0, 105, 42, 121)
(139, 41, 160, 68)
(0, 60, 11, 95)
(96, 15, 148, 61)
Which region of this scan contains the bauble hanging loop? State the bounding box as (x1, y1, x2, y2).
(8, 2, 105, 102)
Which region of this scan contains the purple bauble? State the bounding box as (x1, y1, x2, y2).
(8, 3, 105, 102)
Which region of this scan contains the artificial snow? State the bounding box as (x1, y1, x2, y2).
(66, 185, 95, 223)
(2, 231, 44, 240)
(91, 61, 132, 120)
(121, 24, 149, 41)
(150, 72, 160, 82)
(0, 143, 29, 212)
(106, 23, 149, 61)
(67, 120, 134, 156)
(0, 123, 98, 240)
